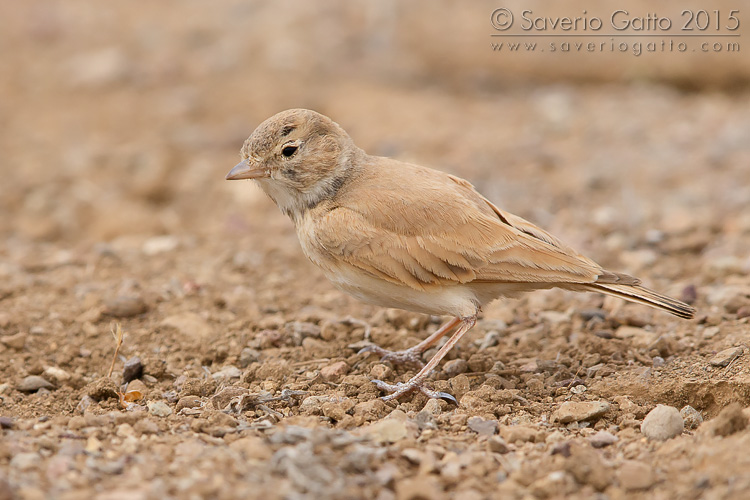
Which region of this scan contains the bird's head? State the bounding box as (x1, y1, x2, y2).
(226, 109, 360, 221)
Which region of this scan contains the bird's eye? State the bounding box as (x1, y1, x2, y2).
(282, 145, 298, 157)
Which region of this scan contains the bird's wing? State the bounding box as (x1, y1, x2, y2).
(309, 164, 628, 292)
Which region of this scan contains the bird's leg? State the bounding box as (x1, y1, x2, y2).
(372, 315, 477, 403)
(358, 317, 461, 367)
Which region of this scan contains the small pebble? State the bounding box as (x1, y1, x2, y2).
(320, 361, 349, 381)
(709, 347, 743, 367)
(122, 356, 144, 383)
(588, 430, 618, 448)
(487, 435, 510, 454)
(0, 332, 27, 350)
(103, 295, 148, 318)
(17, 375, 53, 392)
(680, 405, 703, 430)
(443, 358, 468, 377)
(641, 405, 683, 441)
(148, 401, 173, 417)
(553, 401, 610, 423)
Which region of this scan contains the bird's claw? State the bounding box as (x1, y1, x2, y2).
(358, 344, 425, 367)
(371, 379, 457, 404)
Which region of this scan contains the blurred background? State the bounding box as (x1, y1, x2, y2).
(0, 0, 748, 279)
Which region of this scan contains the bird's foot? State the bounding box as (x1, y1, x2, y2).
(372, 378, 457, 404)
(358, 344, 425, 367)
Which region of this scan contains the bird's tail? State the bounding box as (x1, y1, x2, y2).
(578, 282, 695, 319)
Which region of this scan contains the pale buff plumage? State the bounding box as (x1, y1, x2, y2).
(227, 109, 695, 402)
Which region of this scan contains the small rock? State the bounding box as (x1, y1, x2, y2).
(0, 332, 27, 350)
(76, 395, 95, 414)
(43, 366, 71, 383)
(122, 356, 143, 383)
(737, 306, 750, 319)
(680, 405, 703, 430)
(0, 416, 14, 429)
(212, 386, 248, 410)
(147, 401, 173, 418)
(443, 358, 468, 377)
(467, 416, 498, 436)
(680, 285, 698, 305)
(17, 375, 53, 392)
(553, 401, 610, 423)
(708, 402, 747, 437)
(211, 365, 242, 381)
(500, 424, 542, 443)
(86, 377, 119, 401)
(161, 313, 213, 340)
(364, 418, 409, 443)
(103, 296, 148, 318)
(641, 405, 683, 440)
(587, 430, 618, 448)
(709, 347, 743, 367)
(176, 396, 202, 412)
(488, 435, 510, 454)
(320, 361, 349, 381)
(618, 460, 654, 491)
(300, 395, 337, 415)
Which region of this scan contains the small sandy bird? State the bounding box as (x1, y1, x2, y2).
(226, 109, 695, 402)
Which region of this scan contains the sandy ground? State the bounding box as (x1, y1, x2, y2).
(1, 2, 750, 499)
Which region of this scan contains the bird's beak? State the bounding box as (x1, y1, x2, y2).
(225, 159, 269, 180)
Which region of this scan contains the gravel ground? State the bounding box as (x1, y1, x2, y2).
(2, 2, 750, 499)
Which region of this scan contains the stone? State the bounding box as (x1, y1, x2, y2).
(122, 356, 144, 383)
(709, 347, 743, 367)
(487, 436, 510, 454)
(161, 313, 213, 340)
(103, 296, 148, 318)
(467, 416, 498, 436)
(553, 401, 610, 423)
(364, 418, 409, 444)
(442, 358, 468, 377)
(148, 401, 173, 417)
(680, 405, 703, 430)
(320, 361, 349, 381)
(17, 375, 53, 392)
(43, 366, 71, 383)
(618, 460, 654, 491)
(0, 332, 27, 350)
(212, 386, 248, 410)
(176, 396, 202, 412)
(588, 430, 618, 448)
(641, 405, 683, 440)
(211, 365, 242, 381)
(499, 424, 542, 444)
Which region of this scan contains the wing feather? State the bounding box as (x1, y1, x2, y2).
(309, 159, 610, 291)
